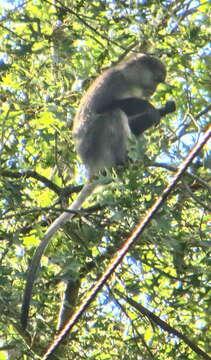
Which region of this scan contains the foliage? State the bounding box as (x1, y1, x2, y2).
(0, 0, 210, 359)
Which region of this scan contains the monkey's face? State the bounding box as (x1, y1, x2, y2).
(122, 54, 166, 98)
(139, 66, 166, 98)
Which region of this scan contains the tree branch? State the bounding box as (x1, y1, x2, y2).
(0, 169, 83, 197)
(0, 169, 61, 194)
(182, 180, 211, 211)
(119, 292, 210, 360)
(152, 162, 211, 191)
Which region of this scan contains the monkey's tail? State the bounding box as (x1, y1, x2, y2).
(21, 181, 97, 329)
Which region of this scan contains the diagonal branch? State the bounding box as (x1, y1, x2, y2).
(118, 291, 210, 360)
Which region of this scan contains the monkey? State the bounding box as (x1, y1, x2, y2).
(21, 54, 175, 329)
(73, 54, 167, 175)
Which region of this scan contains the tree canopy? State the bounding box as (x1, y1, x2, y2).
(0, 1, 210, 359)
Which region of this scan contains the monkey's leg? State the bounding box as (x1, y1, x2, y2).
(75, 109, 131, 174)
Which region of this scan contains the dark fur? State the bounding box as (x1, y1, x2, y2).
(103, 98, 176, 136)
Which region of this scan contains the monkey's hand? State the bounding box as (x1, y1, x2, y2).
(160, 100, 176, 117)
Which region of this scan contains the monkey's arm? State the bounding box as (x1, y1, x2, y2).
(21, 181, 97, 329)
(101, 98, 176, 136)
(129, 99, 176, 136)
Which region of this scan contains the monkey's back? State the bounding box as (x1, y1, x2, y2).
(73, 68, 133, 173)
(73, 69, 126, 132)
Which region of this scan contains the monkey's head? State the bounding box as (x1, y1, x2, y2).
(121, 54, 167, 98)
